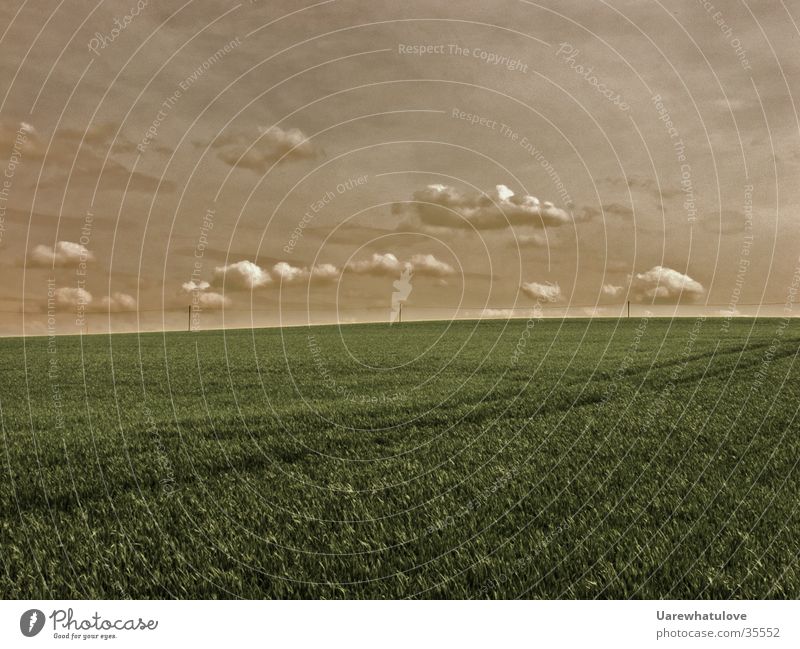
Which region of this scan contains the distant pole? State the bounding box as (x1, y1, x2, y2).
(627, 300, 630, 319)
(188, 304, 191, 332)
(399, 302, 403, 324)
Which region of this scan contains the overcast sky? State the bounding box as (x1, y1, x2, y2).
(0, 0, 798, 335)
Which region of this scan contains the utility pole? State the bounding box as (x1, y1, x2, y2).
(188, 304, 191, 332)
(627, 300, 630, 319)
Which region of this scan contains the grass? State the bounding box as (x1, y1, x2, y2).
(1, 317, 798, 599)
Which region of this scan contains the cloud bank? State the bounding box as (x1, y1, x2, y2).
(345, 252, 455, 278)
(393, 184, 572, 231)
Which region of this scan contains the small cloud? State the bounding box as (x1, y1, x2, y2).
(409, 253, 454, 277)
(54, 287, 92, 309)
(30, 241, 93, 268)
(212, 126, 316, 171)
(0, 119, 40, 158)
(309, 263, 340, 282)
(272, 261, 307, 282)
(194, 291, 230, 309)
(213, 260, 272, 290)
(521, 280, 562, 302)
(479, 308, 519, 318)
(346, 252, 405, 276)
(345, 252, 454, 278)
(514, 233, 548, 247)
(630, 265, 704, 302)
(99, 292, 137, 312)
(182, 280, 210, 292)
(601, 283, 624, 298)
(180, 279, 229, 309)
(273, 261, 341, 283)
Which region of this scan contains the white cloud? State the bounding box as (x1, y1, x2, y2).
(99, 292, 137, 312)
(346, 252, 405, 276)
(213, 260, 272, 289)
(47, 288, 135, 315)
(601, 283, 624, 298)
(30, 241, 94, 268)
(630, 266, 704, 302)
(272, 261, 341, 283)
(480, 308, 518, 318)
(272, 261, 307, 282)
(521, 281, 562, 302)
(309, 263, 340, 281)
(201, 259, 343, 295)
(182, 280, 210, 292)
(216, 126, 316, 171)
(0, 119, 39, 156)
(515, 233, 549, 247)
(200, 259, 343, 294)
(195, 291, 230, 309)
(409, 253, 455, 277)
(346, 252, 454, 278)
(394, 183, 572, 231)
(180, 279, 229, 309)
(257, 126, 314, 156)
(54, 287, 92, 308)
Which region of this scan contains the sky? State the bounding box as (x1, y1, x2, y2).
(0, 0, 798, 336)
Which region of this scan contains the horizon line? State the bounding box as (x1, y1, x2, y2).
(2, 313, 794, 341)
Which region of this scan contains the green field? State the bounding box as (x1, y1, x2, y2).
(1, 317, 798, 599)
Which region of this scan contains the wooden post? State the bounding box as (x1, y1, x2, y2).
(627, 300, 630, 319)
(399, 302, 403, 323)
(188, 304, 191, 332)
